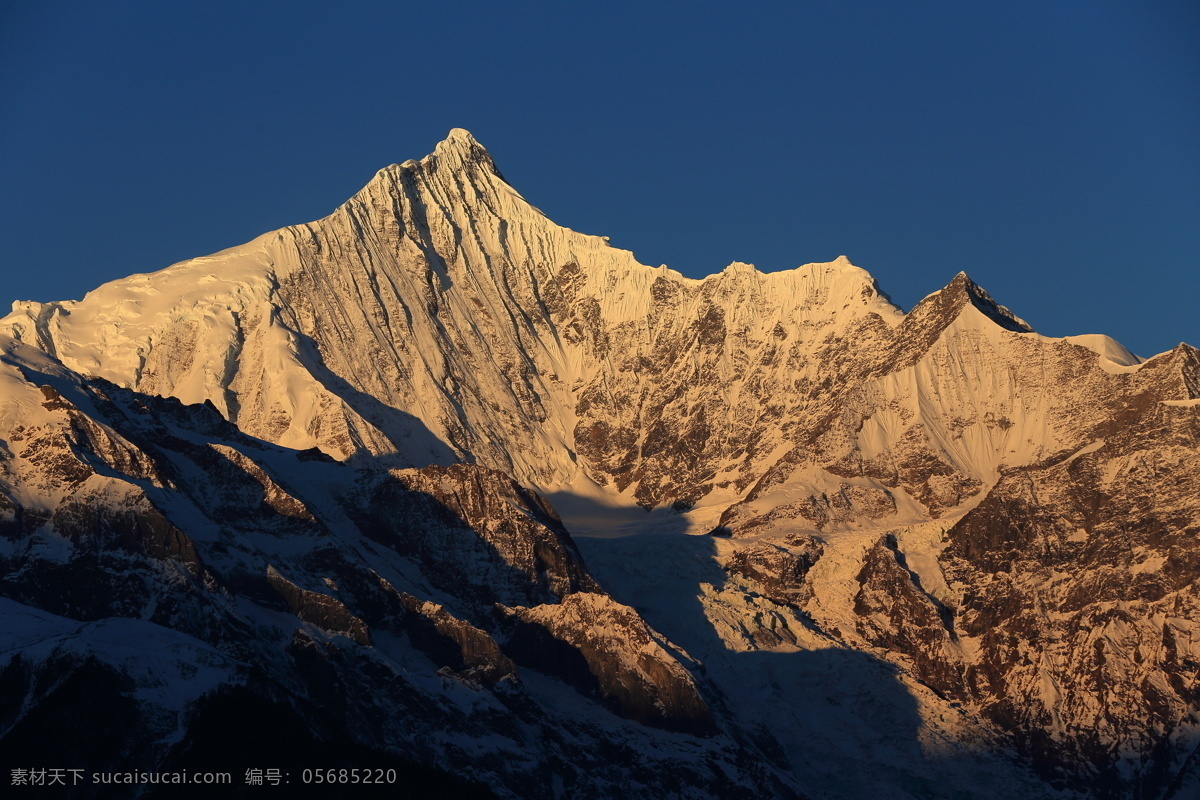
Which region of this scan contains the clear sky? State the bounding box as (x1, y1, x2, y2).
(2, 0, 1196, 356)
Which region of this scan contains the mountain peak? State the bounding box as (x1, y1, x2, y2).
(898, 272, 1032, 351)
(379, 129, 496, 175)
(946, 271, 1031, 332)
(428, 127, 502, 180)
(356, 129, 506, 211)
(440, 127, 481, 150)
(447, 127, 477, 141)
(433, 127, 486, 158)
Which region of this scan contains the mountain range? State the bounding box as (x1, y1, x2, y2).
(1, 129, 1197, 799)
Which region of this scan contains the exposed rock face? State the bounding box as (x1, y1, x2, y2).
(501, 592, 715, 734)
(725, 535, 824, 608)
(397, 592, 516, 687)
(853, 534, 963, 698)
(348, 463, 599, 608)
(1, 129, 1197, 798)
(267, 565, 372, 646)
(936, 398, 1200, 797)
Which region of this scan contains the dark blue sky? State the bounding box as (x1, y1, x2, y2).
(2, 1, 1196, 356)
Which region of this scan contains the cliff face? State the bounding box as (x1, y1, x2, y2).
(1, 130, 1197, 798)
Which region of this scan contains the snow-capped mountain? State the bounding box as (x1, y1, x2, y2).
(1, 130, 1197, 798)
